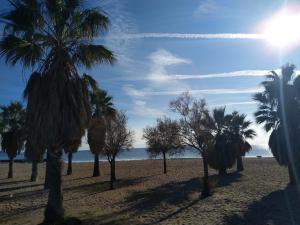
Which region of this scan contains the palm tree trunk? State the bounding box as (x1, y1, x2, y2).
(44, 151, 51, 189)
(67, 152, 72, 175)
(110, 159, 116, 189)
(201, 156, 210, 198)
(43, 148, 64, 224)
(163, 152, 167, 174)
(31, 161, 38, 182)
(8, 157, 13, 178)
(93, 154, 100, 177)
(236, 155, 244, 171)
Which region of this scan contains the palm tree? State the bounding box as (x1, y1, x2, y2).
(25, 140, 44, 182)
(207, 107, 236, 175)
(64, 139, 81, 175)
(228, 111, 256, 172)
(254, 64, 300, 184)
(0, 1, 115, 223)
(0, 102, 25, 178)
(87, 87, 116, 177)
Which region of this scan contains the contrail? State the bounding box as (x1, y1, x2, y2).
(113, 33, 266, 40)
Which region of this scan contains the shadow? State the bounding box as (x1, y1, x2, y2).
(125, 178, 202, 213)
(0, 183, 42, 192)
(0, 179, 29, 186)
(81, 212, 138, 225)
(64, 177, 147, 194)
(223, 184, 300, 225)
(0, 188, 47, 202)
(212, 171, 243, 188)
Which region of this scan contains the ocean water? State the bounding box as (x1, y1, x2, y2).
(0, 146, 273, 162)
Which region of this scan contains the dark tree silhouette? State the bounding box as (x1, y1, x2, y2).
(254, 64, 300, 184)
(0, 1, 115, 223)
(143, 117, 183, 174)
(170, 92, 214, 198)
(87, 83, 116, 177)
(103, 111, 133, 190)
(24, 140, 44, 182)
(64, 139, 81, 175)
(0, 102, 25, 178)
(207, 107, 236, 175)
(227, 111, 256, 172)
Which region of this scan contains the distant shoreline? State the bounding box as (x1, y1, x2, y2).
(0, 155, 274, 163)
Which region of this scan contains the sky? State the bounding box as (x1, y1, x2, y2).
(1, 0, 300, 150)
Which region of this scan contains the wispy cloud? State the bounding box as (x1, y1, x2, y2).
(104, 69, 277, 82)
(211, 101, 257, 107)
(112, 33, 265, 40)
(147, 49, 191, 82)
(170, 70, 270, 80)
(124, 87, 263, 97)
(194, 0, 218, 16)
(130, 100, 165, 117)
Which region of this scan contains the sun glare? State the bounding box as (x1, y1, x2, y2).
(264, 9, 300, 48)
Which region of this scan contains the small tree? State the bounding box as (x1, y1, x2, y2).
(103, 111, 133, 190)
(170, 92, 214, 198)
(0, 102, 25, 178)
(143, 117, 182, 174)
(64, 139, 81, 175)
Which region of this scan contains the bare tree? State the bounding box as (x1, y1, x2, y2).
(103, 111, 134, 189)
(143, 117, 183, 174)
(170, 92, 214, 198)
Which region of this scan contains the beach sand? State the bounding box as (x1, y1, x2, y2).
(0, 158, 299, 225)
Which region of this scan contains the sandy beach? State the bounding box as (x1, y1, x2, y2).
(0, 158, 299, 225)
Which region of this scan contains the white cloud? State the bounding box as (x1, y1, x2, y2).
(194, 0, 218, 16)
(130, 100, 165, 117)
(248, 124, 269, 149)
(123, 85, 146, 98)
(131, 127, 146, 148)
(149, 49, 191, 66)
(147, 49, 191, 83)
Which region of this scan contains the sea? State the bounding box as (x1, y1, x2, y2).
(0, 146, 273, 162)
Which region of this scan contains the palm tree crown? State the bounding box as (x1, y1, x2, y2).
(0, 101, 26, 158)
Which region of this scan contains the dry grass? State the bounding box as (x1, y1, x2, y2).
(0, 158, 298, 225)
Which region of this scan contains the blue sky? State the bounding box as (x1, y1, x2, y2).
(1, 0, 300, 149)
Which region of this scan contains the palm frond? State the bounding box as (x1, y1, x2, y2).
(73, 44, 115, 68)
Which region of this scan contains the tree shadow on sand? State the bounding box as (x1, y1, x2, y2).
(212, 171, 242, 187)
(223, 184, 300, 225)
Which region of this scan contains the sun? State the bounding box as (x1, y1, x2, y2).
(264, 10, 300, 48)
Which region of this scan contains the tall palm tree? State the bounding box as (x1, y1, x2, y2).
(0, 1, 115, 223)
(228, 111, 256, 172)
(0, 102, 26, 178)
(254, 64, 300, 184)
(207, 107, 236, 175)
(87, 87, 116, 177)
